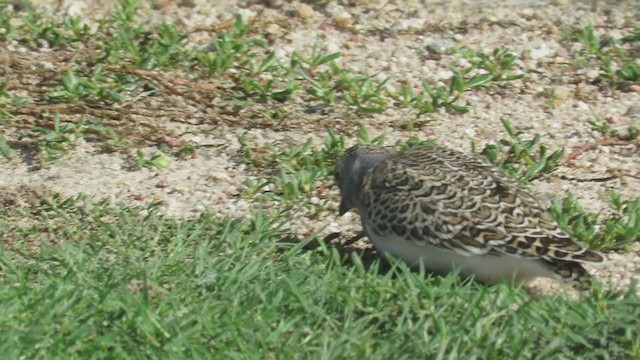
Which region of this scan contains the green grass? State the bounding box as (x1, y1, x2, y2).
(2, 2, 640, 358)
(133, 149, 171, 171)
(550, 192, 640, 251)
(473, 118, 564, 182)
(1, 195, 639, 358)
(562, 24, 640, 87)
(588, 106, 639, 140)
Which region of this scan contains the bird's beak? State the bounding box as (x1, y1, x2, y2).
(339, 198, 350, 216)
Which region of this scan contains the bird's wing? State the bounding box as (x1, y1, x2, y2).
(361, 148, 604, 264)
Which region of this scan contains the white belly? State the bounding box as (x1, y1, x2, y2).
(365, 228, 559, 284)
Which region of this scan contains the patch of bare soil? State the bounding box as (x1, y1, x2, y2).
(0, 184, 55, 214)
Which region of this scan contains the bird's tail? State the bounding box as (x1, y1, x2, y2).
(552, 260, 594, 290)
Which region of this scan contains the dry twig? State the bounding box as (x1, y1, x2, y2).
(564, 136, 634, 165)
(109, 67, 217, 108)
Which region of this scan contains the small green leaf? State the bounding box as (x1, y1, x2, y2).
(522, 158, 547, 181)
(0, 135, 11, 158)
(150, 154, 170, 170)
(449, 72, 465, 94)
(465, 73, 493, 89)
(317, 52, 341, 66)
(502, 74, 525, 81)
(500, 118, 515, 137)
(421, 81, 435, 97)
(447, 104, 469, 113)
(357, 105, 386, 114)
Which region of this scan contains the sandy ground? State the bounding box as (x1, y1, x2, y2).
(1, 0, 639, 295)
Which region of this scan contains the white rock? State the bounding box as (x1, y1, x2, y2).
(326, 3, 353, 28)
(292, 2, 316, 19)
(237, 9, 256, 22)
(586, 69, 600, 80)
(68, 1, 87, 16)
(530, 45, 553, 60)
(265, 23, 281, 35)
(435, 69, 454, 81)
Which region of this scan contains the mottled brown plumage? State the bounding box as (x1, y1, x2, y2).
(335, 145, 604, 285)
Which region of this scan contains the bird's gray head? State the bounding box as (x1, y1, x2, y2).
(334, 145, 395, 216)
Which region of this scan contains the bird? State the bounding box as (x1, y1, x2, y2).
(334, 144, 604, 286)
